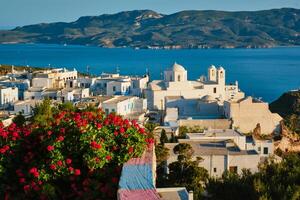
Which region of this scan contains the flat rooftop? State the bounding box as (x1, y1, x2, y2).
(103, 96, 136, 104)
(157, 187, 189, 200)
(165, 140, 257, 156)
(186, 129, 243, 139)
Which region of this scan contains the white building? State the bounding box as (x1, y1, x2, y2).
(224, 96, 282, 135)
(32, 68, 78, 89)
(106, 79, 131, 96)
(92, 73, 149, 97)
(59, 88, 90, 102)
(0, 86, 18, 107)
(146, 63, 244, 110)
(0, 77, 30, 100)
(24, 87, 89, 102)
(14, 100, 42, 115)
(165, 129, 274, 177)
(100, 96, 147, 121)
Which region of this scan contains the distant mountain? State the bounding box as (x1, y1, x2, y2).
(1, 8, 300, 49)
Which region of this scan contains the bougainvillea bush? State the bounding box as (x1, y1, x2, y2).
(0, 108, 153, 199)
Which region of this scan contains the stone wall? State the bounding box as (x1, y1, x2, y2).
(178, 119, 231, 129)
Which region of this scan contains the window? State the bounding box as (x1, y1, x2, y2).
(177, 75, 181, 82)
(258, 147, 261, 152)
(220, 71, 224, 78)
(213, 87, 217, 93)
(105, 109, 109, 115)
(213, 168, 217, 173)
(104, 83, 107, 87)
(111, 109, 115, 113)
(113, 86, 116, 92)
(229, 166, 238, 173)
(263, 147, 268, 155)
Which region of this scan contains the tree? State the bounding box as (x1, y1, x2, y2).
(205, 153, 300, 200)
(31, 99, 55, 126)
(12, 112, 26, 127)
(58, 101, 76, 112)
(155, 144, 170, 166)
(173, 143, 194, 160)
(155, 144, 170, 187)
(168, 154, 208, 199)
(160, 129, 168, 145)
(169, 132, 177, 143)
(144, 122, 159, 138)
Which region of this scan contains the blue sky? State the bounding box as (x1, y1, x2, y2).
(1, 0, 300, 28)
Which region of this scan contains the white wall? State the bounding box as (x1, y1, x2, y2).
(0, 87, 18, 106)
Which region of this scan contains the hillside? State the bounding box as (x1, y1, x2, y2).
(0, 8, 300, 48)
(270, 90, 300, 134)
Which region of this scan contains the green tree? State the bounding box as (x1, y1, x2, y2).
(160, 129, 168, 145)
(173, 143, 194, 160)
(12, 112, 26, 127)
(155, 144, 170, 187)
(169, 132, 177, 143)
(58, 101, 76, 112)
(168, 155, 208, 199)
(145, 122, 159, 137)
(155, 144, 170, 166)
(31, 99, 55, 126)
(205, 153, 300, 200)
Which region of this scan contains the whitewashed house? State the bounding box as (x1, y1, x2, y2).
(0, 86, 18, 107)
(14, 100, 41, 115)
(100, 96, 147, 122)
(165, 129, 274, 177)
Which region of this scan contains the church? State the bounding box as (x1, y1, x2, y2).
(145, 62, 245, 110)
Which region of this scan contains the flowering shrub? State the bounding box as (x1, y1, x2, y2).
(0, 109, 153, 199)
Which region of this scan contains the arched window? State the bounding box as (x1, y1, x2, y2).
(220, 71, 224, 78)
(177, 75, 181, 82)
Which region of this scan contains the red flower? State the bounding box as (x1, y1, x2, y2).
(19, 178, 26, 183)
(47, 145, 54, 151)
(47, 130, 52, 136)
(74, 169, 81, 176)
(57, 160, 63, 166)
(29, 167, 38, 174)
(0, 145, 9, 154)
(33, 171, 39, 178)
(128, 147, 134, 154)
(60, 128, 66, 133)
(68, 167, 74, 173)
(119, 127, 125, 133)
(111, 177, 118, 184)
(66, 158, 72, 165)
(57, 136, 64, 142)
(139, 128, 145, 134)
(106, 155, 112, 161)
(23, 185, 30, 192)
(90, 141, 101, 149)
(96, 123, 102, 129)
(113, 131, 118, 136)
(50, 164, 56, 170)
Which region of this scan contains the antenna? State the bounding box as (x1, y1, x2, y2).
(116, 66, 120, 74)
(86, 65, 90, 76)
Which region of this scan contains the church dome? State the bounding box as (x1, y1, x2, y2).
(172, 62, 186, 72)
(200, 95, 216, 102)
(208, 65, 216, 69)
